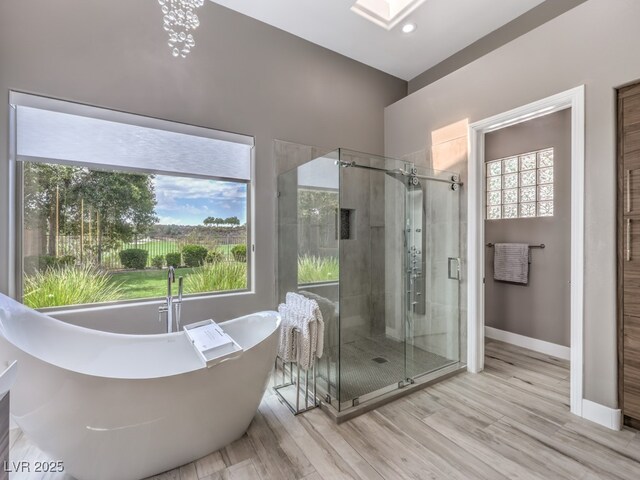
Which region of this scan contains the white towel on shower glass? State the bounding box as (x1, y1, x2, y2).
(493, 243, 530, 284)
(277, 292, 324, 370)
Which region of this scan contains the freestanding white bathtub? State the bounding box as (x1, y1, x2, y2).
(0, 293, 280, 480)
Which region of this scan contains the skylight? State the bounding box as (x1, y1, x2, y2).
(351, 0, 427, 30)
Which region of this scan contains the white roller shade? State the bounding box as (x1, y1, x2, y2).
(13, 93, 253, 182)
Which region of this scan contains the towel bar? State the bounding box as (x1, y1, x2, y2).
(273, 329, 318, 415)
(486, 243, 545, 249)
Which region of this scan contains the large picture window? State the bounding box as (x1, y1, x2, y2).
(12, 93, 253, 309)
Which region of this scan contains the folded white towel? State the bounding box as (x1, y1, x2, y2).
(277, 303, 297, 363)
(286, 292, 324, 360)
(277, 292, 325, 370)
(494, 243, 529, 284)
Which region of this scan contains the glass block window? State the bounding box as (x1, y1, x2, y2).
(486, 148, 554, 220)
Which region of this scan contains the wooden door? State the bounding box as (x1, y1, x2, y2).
(618, 81, 640, 426)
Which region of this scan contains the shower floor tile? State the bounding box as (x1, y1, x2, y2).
(333, 330, 455, 402)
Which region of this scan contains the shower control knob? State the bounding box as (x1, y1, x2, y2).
(411, 176, 419, 186)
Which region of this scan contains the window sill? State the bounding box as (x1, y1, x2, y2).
(36, 288, 254, 315)
(297, 281, 339, 288)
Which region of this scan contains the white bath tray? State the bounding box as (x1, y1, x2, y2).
(184, 319, 243, 368)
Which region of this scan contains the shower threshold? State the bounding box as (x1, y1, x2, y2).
(318, 362, 466, 424)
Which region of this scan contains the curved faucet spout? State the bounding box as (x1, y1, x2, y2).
(167, 266, 176, 297)
(159, 266, 177, 333)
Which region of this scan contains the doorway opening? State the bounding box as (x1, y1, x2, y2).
(468, 86, 585, 417)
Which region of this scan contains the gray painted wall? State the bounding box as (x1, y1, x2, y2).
(0, 0, 406, 333)
(384, 0, 640, 408)
(484, 110, 571, 347)
(407, 0, 588, 93)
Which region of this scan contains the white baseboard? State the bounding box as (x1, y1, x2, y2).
(581, 399, 622, 431)
(485, 326, 570, 361)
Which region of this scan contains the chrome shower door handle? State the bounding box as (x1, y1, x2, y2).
(448, 257, 460, 280)
(627, 219, 632, 261)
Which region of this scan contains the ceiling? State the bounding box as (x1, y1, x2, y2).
(208, 0, 545, 80)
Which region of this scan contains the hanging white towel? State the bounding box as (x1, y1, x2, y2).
(493, 243, 530, 284)
(277, 303, 297, 363)
(286, 292, 324, 366)
(277, 292, 324, 370)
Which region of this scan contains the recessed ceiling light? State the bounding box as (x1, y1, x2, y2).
(401, 23, 416, 34)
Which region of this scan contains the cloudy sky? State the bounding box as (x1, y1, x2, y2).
(153, 175, 247, 226)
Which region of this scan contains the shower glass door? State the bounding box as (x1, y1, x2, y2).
(337, 150, 410, 407)
(335, 151, 461, 409)
(404, 164, 461, 380)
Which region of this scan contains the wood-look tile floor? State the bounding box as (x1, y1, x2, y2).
(10, 340, 640, 479)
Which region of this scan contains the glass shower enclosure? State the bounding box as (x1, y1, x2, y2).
(277, 148, 463, 416)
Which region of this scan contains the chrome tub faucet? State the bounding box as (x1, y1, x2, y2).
(159, 266, 183, 333)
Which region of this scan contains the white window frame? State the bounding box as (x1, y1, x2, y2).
(10, 91, 256, 311)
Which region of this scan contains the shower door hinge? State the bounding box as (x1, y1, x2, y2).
(352, 397, 360, 407)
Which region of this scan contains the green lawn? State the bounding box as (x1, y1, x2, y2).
(107, 267, 197, 300)
(109, 256, 330, 302)
(107, 263, 247, 300)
